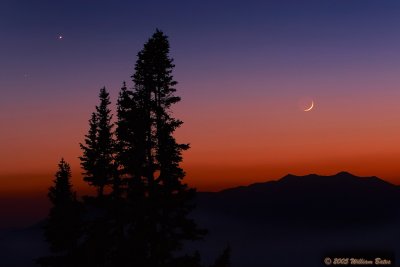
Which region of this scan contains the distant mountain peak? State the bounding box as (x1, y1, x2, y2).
(198, 171, 400, 226)
(217, 172, 397, 195)
(335, 171, 356, 177)
(283, 171, 355, 178)
(280, 171, 367, 183)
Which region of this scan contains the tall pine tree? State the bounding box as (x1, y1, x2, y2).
(116, 81, 146, 196)
(80, 87, 115, 198)
(125, 29, 206, 266)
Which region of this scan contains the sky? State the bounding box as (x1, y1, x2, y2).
(2, 0, 400, 226)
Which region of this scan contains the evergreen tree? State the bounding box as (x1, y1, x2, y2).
(80, 87, 115, 198)
(115, 82, 148, 267)
(79, 112, 98, 193)
(78, 88, 118, 267)
(126, 29, 206, 266)
(116, 81, 146, 195)
(44, 158, 81, 253)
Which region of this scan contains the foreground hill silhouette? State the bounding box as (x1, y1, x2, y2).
(1, 172, 400, 267)
(196, 171, 400, 227)
(189, 172, 400, 266)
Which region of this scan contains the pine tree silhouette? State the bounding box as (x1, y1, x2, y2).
(80, 87, 115, 198)
(45, 158, 80, 252)
(79, 112, 98, 190)
(37, 159, 82, 267)
(116, 81, 147, 197)
(119, 29, 206, 266)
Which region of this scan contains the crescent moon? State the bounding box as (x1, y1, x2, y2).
(304, 101, 314, 112)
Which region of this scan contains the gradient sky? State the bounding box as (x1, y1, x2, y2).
(2, 1, 400, 222)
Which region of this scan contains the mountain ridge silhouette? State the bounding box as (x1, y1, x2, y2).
(218, 171, 397, 194)
(196, 172, 400, 227)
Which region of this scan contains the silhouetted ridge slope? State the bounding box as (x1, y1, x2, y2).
(197, 172, 400, 226)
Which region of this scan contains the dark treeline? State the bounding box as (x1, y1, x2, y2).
(37, 30, 230, 267)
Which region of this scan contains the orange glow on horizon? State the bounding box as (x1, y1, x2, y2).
(2, 83, 400, 196)
(2, 152, 400, 197)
